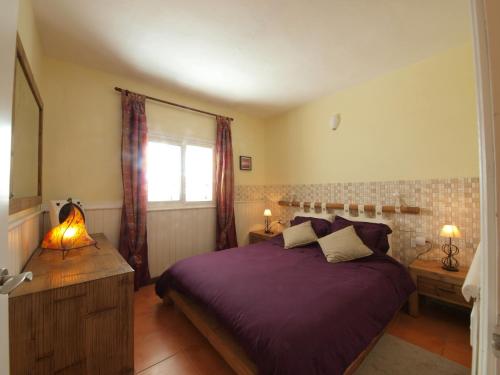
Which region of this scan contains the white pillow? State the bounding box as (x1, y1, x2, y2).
(282, 221, 318, 249)
(318, 225, 373, 263)
(293, 212, 333, 222)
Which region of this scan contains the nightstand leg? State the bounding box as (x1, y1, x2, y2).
(408, 291, 419, 317)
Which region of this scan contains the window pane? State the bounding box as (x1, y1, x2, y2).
(147, 141, 181, 202)
(185, 145, 213, 201)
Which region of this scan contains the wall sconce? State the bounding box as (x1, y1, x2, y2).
(439, 224, 461, 272)
(331, 113, 341, 130)
(41, 198, 96, 259)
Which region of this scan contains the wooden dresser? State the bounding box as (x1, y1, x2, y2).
(9, 233, 134, 374)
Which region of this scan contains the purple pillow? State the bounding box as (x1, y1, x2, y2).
(290, 216, 332, 238)
(330, 216, 392, 254)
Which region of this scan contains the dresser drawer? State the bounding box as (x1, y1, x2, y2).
(249, 233, 265, 244)
(249, 231, 279, 244)
(417, 276, 471, 307)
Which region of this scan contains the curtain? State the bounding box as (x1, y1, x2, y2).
(119, 91, 150, 289)
(215, 116, 238, 250)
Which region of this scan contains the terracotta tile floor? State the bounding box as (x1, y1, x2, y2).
(387, 299, 472, 368)
(134, 285, 234, 375)
(134, 285, 471, 374)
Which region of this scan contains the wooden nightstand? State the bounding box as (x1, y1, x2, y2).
(408, 259, 472, 317)
(249, 230, 280, 244)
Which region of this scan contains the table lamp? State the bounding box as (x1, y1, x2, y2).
(41, 198, 96, 259)
(264, 209, 272, 234)
(440, 224, 461, 272)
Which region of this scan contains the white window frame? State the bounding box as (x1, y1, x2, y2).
(147, 133, 215, 210)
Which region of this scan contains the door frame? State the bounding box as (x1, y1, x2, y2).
(0, 0, 19, 373)
(470, 0, 499, 374)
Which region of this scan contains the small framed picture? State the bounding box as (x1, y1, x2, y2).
(239, 156, 252, 171)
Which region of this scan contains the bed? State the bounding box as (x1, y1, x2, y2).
(155, 222, 416, 375)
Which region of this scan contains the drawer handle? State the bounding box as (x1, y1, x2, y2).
(436, 287, 455, 294)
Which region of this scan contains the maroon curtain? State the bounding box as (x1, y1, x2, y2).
(215, 116, 238, 250)
(119, 91, 150, 289)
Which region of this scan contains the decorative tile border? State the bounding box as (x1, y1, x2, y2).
(235, 185, 265, 202)
(235, 177, 480, 266)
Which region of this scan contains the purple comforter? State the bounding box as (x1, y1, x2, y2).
(156, 236, 415, 375)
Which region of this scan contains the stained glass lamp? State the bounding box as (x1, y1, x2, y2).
(41, 200, 96, 259)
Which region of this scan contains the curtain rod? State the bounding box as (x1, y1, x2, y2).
(114, 87, 234, 122)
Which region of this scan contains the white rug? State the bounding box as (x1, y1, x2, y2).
(355, 334, 469, 375)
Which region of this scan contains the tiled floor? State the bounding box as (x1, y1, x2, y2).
(387, 300, 472, 368)
(134, 285, 234, 375)
(134, 285, 471, 374)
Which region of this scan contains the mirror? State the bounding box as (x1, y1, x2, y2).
(9, 35, 43, 215)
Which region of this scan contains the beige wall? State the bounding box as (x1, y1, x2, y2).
(264, 43, 479, 185)
(41, 57, 267, 203)
(17, 0, 479, 214)
(17, 0, 44, 90)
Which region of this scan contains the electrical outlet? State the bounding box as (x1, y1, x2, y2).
(415, 236, 426, 247)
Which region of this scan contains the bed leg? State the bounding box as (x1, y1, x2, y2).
(408, 291, 419, 317)
(163, 295, 173, 306)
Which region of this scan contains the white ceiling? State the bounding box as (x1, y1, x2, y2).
(32, 0, 471, 116)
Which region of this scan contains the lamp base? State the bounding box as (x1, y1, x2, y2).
(40, 247, 72, 260)
(441, 265, 459, 272)
(441, 242, 460, 272)
(264, 230, 274, 235)
(41, 241, 99, 260)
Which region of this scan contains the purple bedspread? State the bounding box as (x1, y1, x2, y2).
(156, 236, 415, 375)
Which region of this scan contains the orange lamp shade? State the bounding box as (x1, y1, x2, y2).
(41, 205, 96, 251)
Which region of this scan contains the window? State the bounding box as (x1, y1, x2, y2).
(147, 142, 181, 202)
(185, 145, 213, 201)
(147, 137, 214, 204)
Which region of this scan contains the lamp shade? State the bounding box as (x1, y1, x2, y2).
(439, 224, 461, 238)
(41, 204, 96, 251)
(263, 209, 272, 217)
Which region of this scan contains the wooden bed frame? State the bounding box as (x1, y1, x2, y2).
(164, 288, 401, 375)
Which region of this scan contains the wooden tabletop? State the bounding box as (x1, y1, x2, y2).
(409, 258, 469, 281)
(250, 229, 280, 238)
(10, 233, 133, 298)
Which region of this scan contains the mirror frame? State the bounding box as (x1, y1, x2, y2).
(9, 34, 43, 215)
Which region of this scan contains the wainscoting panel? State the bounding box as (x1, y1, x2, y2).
(85, 208, 122, 249)
(8, 210, 43, 273)
(234, 201, 266, 246)
(42, 201, 264, 279)
(148, 207, 217, 278)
